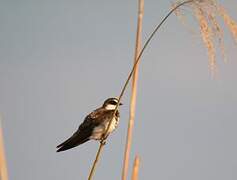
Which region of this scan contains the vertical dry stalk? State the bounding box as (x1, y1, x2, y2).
(122, 0, 144, 179)
(131, 156, 140, 180)
(0, 118, 8, 180)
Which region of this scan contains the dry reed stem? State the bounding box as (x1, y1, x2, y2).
(0, 118, 8, 180)
(88, 1, 195, 179)
(131, 156, 140, 180)
(122, 0, 144, 179)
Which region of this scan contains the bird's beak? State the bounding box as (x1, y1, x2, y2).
(119, 102, 123, 106)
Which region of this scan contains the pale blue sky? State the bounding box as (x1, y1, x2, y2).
(0, 0, 237, 179)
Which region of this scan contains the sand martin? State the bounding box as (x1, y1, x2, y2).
(56, 97, 122, 152)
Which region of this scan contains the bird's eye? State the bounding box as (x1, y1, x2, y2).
(110, 101, 117, 105)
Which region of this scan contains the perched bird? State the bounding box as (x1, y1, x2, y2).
(56, 97, 122, 152)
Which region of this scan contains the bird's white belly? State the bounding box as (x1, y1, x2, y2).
(90, 117, 119, 140)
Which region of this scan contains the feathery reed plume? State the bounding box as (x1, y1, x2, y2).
(0, 117, 8, 180)
(208, 13, 226, 62)
(195, 7, 216, 76)
(219, 6, 237, 44)
(122, 0, 144, 179)
(173, 0, 237, 75)
(171, 3, 196, 34)
(131, 156, 140, 180)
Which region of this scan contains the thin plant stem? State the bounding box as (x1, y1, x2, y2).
(131, 156, 140, 180)
(0, 117, 8, 180)
(87, 1, 194, 179)
(122, 0, 144, 179)
(87, 141, 105, 180)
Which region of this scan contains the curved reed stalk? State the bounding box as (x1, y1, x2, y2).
(87, 1, 194, 179)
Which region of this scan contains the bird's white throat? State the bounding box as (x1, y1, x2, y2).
(105, 104, 117, 110)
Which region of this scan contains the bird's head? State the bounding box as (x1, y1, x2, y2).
(103, 97, 123, 110)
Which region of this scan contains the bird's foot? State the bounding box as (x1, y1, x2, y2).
(100, 140, 106, 145)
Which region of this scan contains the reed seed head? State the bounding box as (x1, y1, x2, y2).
(173, 0, 237, 77)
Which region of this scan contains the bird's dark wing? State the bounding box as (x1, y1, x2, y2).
(56, 107, 109, 152)
(78, 108, 111, 130)
(56, 130, 90, 152)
